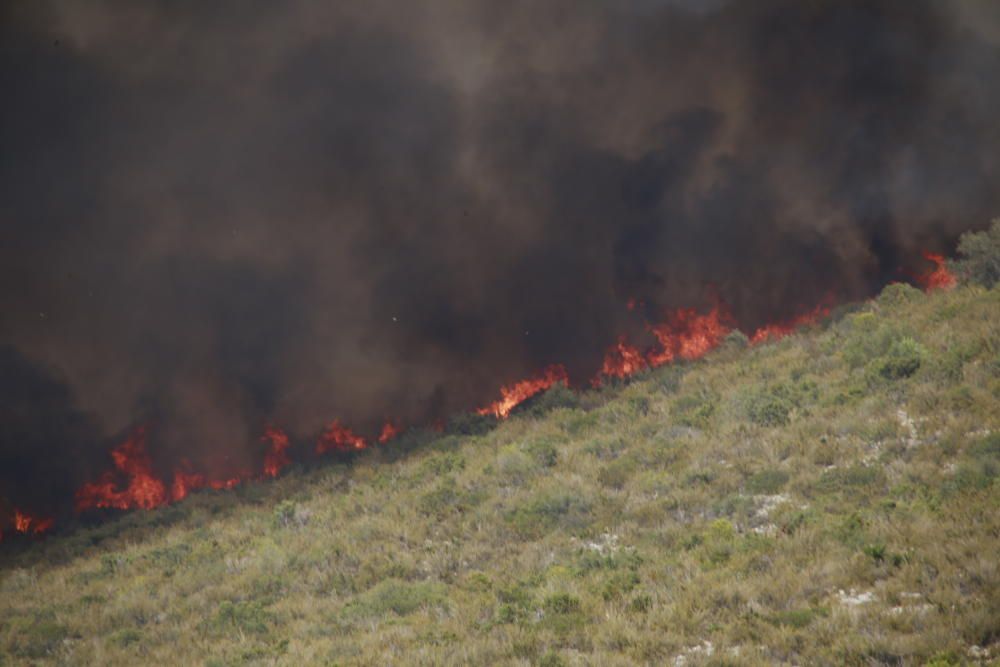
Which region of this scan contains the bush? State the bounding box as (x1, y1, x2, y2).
(216, 600, 271, 635)
(872, 337, 926, 380)
(745, 388, 793, 427)
(746, 468, 789, 494)
(597, 457, 636, 490)
(506, 492, 592, 538)
(525, 384, 581, 416)
(543, 593, 581, 615)
(446, 412, 497, 436)
(953, 218, 1000, 288)
(348, 580, 446, 618)
(878, 282, 924, 307)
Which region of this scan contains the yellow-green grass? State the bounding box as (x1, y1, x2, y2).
(2, 282, 998, 666)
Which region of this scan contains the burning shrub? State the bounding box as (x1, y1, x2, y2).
(953, 219, 1000, 288)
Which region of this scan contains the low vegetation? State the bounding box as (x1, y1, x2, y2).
(2, 233, 999, 665)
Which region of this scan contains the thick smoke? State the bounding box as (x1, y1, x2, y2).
(2, 0, 999, 515)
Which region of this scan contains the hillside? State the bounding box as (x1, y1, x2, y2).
(2, 281, 998, 666)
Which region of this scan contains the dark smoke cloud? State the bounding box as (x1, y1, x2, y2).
(2, 0, 999, 514)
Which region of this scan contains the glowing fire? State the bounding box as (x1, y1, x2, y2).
(750, 298, 833, 345)
(75, 428, 167, 511)
(2, 249, 962, 543)
(595, 337, 648, 384)
(262, 426, 291, 478)
(917, 252, 957, 291)
(11, 509, 53, 535)
(478, 364, 569, 418)
(316, 420, 367, 454)
(647, 305, 731, 366)
(378, 421, 401, 444)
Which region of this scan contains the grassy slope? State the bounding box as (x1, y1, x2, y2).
(1, 283, 999, 666)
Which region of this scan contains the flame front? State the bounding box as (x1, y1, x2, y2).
(918, 252, 957, 291)
(378, 421, 401, 444)
(478, 364, 569, 418)
(316, 420, 367, 454)
(647, 306, 731, 366)
(75, 428, 167, 511)
(750, 298, 833, 345)
(2, 250, 959, 543)
(262, 426, 291, 478)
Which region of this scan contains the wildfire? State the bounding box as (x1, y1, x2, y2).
(75, 428, 167, 511)
(647, 305, 731, 366)
(478, 364, 569, 418)
(595, 337, 648, 384)
(750, 298, 833, 345)
(316, 419, 368, 454)
(262, 426, 291, 478)
(917, 252, 957, 292)
(11, 509, 53, 535)
(2, 250, 960, 544)
(378, 420, 401, 444)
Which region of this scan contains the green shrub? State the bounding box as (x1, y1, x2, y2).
(506, 492, 592, 538)
(872, 337, 926, 380)
(672, 388, 718, 428)
(877, 282, 923, 307)
(216, 600, 271, 635)
(522, 439, 559, 468)
(597, 457, 637, 490)
(526, 384, 581, 416)
(745, 388, 793, 427)
(543, 593, 581, 615)
(746, 468, 789, 494)
(953, 218, 1000, 288)
(8, 615, 69, 658)
(446, 412, 497, 436)
(722, 329, 749, 349)
(348, 580, 446, 618)
(418, 478, 484, 517)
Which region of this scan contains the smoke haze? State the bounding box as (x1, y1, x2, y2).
(2, 0, 999, 514)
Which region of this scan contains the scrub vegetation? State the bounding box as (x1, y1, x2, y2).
(2, 252, 999, 665)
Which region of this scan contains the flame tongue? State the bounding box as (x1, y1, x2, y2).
(647, 305, 731, 366)
(595, 337, 647, 384)
(378, 421, 401, 444)
(75, 428, 167, 511)
(262, 426, 291, 478)
(316, 420, 367, 454)
(918, 252, 957, 291)
(478, 364, 569, 418)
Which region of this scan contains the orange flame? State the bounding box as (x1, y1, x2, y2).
(11, 509, 53, 535)
(75, 428, 168, 511)
(917, 252, 957, 292)
(478, 364, 569, 418)
(595, 337, 648, 385)
(316, 419, 368, 454)
(262, 426, 291, 478)
(378, 420, 401, 443)
(750, 299, 832, 345)
(647, 305, 731, 366)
